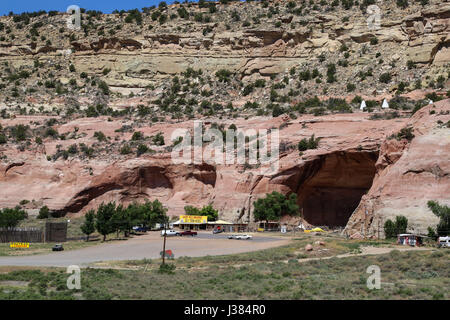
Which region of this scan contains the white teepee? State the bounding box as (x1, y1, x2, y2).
(382, 99, 389, 109)
(360, 100, 367, 110)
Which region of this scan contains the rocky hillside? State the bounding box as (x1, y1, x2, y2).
(0, 0, 449, 238)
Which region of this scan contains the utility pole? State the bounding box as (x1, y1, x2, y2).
(162, 219, 167, 265)
(364, 208, 368, 239)
(378, 218, 381, 239)
(247, 195, 252, 233)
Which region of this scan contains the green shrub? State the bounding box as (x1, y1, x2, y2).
(0, 133, 6, 144)
(137, 144, 149, 157)
(37, 206, 49, 219)
(131, 131, 144, 141)
(120, 144, 132, 155)
(0, 207, 28, 228)
(379, 73, 392, 84)
(298, 134, 321, 152)
(152, 132, 165, 146)
(94, 131, 107, 142)
(346, 83, 356, 92)
(389, 126, 414, 142)
(11, 124, 28, 141)
(215, 69, 232, 83)
(427, 201, 450, 236)
(158, 263, 176, 274)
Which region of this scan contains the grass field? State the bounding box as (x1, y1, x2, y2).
(0, 240, 101, 257)
(0, 216, 125, 257)
(0, 236, 447, 300)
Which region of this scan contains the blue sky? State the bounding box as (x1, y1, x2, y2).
(0, 0, 176, 16)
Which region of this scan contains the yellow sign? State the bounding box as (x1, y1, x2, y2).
(180, 215, 207, 224)
(10, 242, 30, 248)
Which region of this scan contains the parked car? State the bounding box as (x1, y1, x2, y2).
(438, 236, 450, 248)
(52, 244, 64, 251)
(228, 234, 252, 240)
(132, 226, 148, 232)
(236, 234, 252, 240)
(179, 230, 198, 237)
(161, 229, 180, 237)
(213, 228, 224, 234)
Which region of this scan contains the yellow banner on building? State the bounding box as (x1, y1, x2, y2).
(179, 215, 208, 224)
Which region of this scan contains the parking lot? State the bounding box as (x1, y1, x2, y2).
(0, 231, 290, 267)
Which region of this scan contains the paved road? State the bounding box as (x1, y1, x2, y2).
(0, 232, 289, 267)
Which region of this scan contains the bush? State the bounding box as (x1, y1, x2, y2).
(379, 73, 392, 84)
(215, 69, 232, 83)
(272, 105, 285, 117)
(137, 144, 149, 156)
(253, 192, 299, 223)
(98, 81, 109, 95)
(45, 127, 58, 138)
(11, 124, 29, 141)
(37, 206, 50, 219)
(384, 219, 396, 239)
(0, 207, 28, 228)
(158, 263, 176, 274)
(346, 83, 356, 92)
(131, 131, 144, 141)
(242, 84, 254, 96)
(152, 132, 165, 146)
(326, 64, 337, 83)
(427, 201, 450, 236)
(298, 134, 321, 152)
(390, 126, 414, 142)
(94, 131, 107, 142)
(0, 133, 6, 144)
(120, 144, 132, 155)
(384, 215, 408, 238)
(396, 0, 409, 8)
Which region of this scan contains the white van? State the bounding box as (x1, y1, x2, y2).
(438, 236, 450, 248)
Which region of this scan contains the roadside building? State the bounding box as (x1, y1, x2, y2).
(207, 220, 233, 232)
(258, 221, 280, 231)
(172, 216, 249, 232)
(173, 215, 208, 230)
(397, 233, 425, 247)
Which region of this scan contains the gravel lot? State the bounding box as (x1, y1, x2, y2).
(0, 231, 290, 267)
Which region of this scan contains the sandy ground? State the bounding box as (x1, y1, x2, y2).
(0, 231, 290, 267)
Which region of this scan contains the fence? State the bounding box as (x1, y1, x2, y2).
(45, 222, 67, 242)
(0, 227, 43, 243)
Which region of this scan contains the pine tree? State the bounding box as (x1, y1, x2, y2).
(81, 209, 95, 241)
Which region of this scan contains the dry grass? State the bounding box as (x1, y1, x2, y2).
(0, 236, 447, 300)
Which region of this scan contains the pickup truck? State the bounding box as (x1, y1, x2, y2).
(132, 226, 149, 232)
(179, 230, 198, 237)
(161, 229, 180, 237)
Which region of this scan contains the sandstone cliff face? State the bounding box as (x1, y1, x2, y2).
(0, 2, 449, 237)
(0, 2, 448, 100)
(2, 103, 448, 237)
(344, 99, 450, 237)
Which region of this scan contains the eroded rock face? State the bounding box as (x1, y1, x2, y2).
(0, 3, 448, 93)
(1, 102, 448, 237)
(344, 99, 450, 237)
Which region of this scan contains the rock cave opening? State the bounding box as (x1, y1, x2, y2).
(295, 151, 379, 227)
